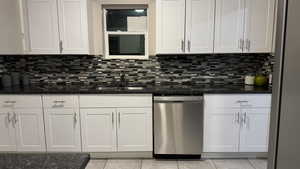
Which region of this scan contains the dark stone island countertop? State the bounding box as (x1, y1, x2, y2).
(0, 153, 90, 169)
(0, 84, 272, 95)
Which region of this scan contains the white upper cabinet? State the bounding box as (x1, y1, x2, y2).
(25, 0, 60, 54)
(185, 0, 215, 53)
(244, 0, 275, 53)
(58, 0, 89, 54)
(23, 0, 90, 54)
(156, 0, 215, 54)
(156, 0, 186, 54)
(214, 0, 275, 53)
(214, 0, 244, 53)
(0, 0, 23, 54)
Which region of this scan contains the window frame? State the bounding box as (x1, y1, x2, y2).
(103, 7, 149, 60)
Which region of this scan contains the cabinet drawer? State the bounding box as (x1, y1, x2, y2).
(80, 94, 152, 108)
(204, 94, 271, 109)
(43, 95, 78, 108)
(0, 95, 42, 108)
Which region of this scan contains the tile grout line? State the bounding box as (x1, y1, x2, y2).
(102, 159, 108, 169)
(210, 159, 219, 169)
(139, 159, 143, 169)
(248, 159, 259, 169)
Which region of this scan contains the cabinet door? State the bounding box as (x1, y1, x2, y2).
(0, 110, 16, 151)
(44, 108, 81, 152)
(203, 108, 240, 152)
(239, 108, 270, 152)
(15, 109, 46, 152)
(185, 0, 215, 53)
(25, 0, 60, 54)
(117, 108, 152, 151)
(244, 0, 275, 53)
(58, 0, 89, 54)
(214, 0, 245, 53)
(80, 108, 117, 152)
(156, 0, 186, 54)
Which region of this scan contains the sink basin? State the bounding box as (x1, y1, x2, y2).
(125, 87, 144, 90)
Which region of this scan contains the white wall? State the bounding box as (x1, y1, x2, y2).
(0, 0, 23, 54)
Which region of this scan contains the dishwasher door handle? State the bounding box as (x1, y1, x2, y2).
(154, 97, 203, 103)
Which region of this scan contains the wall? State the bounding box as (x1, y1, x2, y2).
(0, 54, 273, 86)
(0, 0, 23, 54)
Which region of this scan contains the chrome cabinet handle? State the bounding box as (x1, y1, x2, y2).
(112, 112, 114, 129)
(243, 112, 247, 126)
(238, 39, 243, 50)
(236, 100, 248, 103)
(246, 39, 250, 51)
(73, 112, 77, 124)
(4, 101, 16, 104)
(59, 40, 63, 53)
(234, 112, 239, 124)
(181, 40, 185, 52)
(118, 112, 121, 128)
(53, 100, 65, 103)
(11, 112, 17, 128)
(188, 40, 191, 52)
(7, 112, 11, 123)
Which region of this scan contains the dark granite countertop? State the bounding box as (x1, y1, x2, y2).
(0, 84, 272, 95)
(0, 153, 90, 169)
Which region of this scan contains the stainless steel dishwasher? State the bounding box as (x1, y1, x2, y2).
(154, 96, 203, 158)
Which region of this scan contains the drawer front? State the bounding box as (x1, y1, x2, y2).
(204, 94, 272, 109)
(0, 95, 42, 108)
(80, 94, 152, 108)
(243, 94, 272, 108)
(43, 95, 78, 108)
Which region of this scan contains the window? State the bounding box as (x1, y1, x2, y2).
(103, 8, 148, 59)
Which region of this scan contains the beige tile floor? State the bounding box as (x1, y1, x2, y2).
(85, 159, 268, 169)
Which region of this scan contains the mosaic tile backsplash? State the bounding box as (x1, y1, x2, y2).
(0, 54, 274, 86)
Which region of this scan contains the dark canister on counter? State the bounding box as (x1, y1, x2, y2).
(2, 74, 12, 87)
(11, 72, 21, 86)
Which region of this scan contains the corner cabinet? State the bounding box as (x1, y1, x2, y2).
(156, 0, 215, 54)
(214, 0, 275, 53)
(22, 0, 89, 54)
(79, 95, 153, 152)
(203, 94, 271, 153)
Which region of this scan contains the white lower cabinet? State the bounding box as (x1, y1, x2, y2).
(117, 108, 152, 152)
(14, 109, 46, 151)
(0, 95, 45, 152)
(203, 108, 240, 152)
(80, 95, 153, 152)
(44, 108, 81, 152)
(0, 109, 17, 151)
(80, 108, 117, 152)
(204, 94, 271, 153)
(239, 108, 270, 152)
